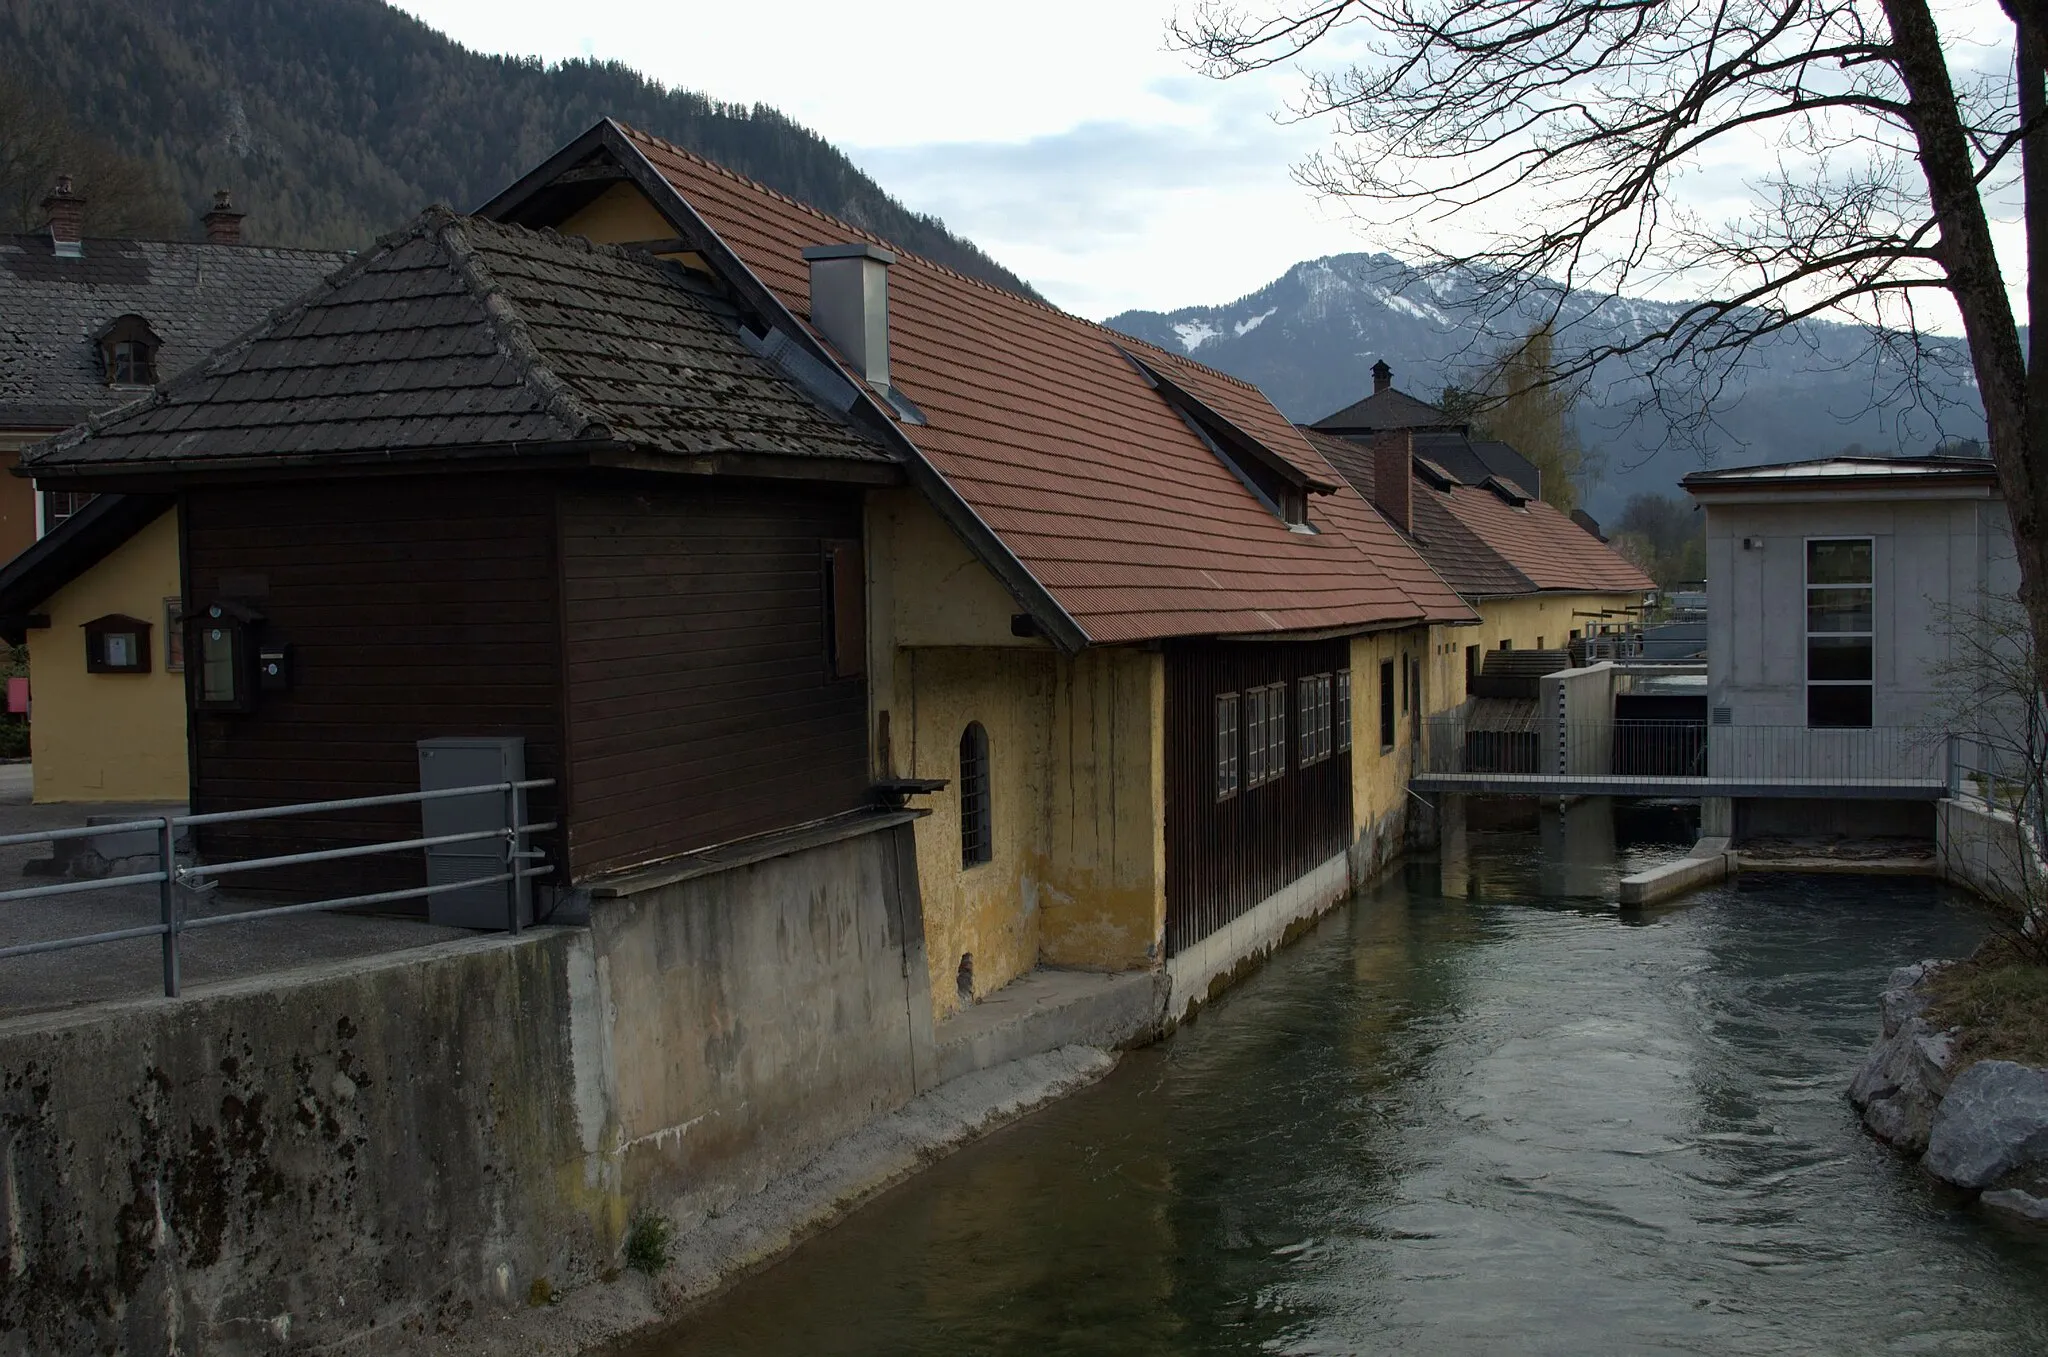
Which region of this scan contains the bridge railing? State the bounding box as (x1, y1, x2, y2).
(1421, 717, 1948, 784)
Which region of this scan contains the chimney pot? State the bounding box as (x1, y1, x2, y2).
(1371, 359, 1393, 395)
(203, 188, 246, 246)
(42, 175, 84, 257)
(1372, 428, 1413, 535)
(802, 242, 897, 392)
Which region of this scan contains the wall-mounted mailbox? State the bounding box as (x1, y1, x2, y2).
(258, 644, 293, 693)
(193, 600, 264, 712)
(83, 614, 151, 674)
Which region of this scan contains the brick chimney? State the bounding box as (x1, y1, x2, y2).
(1371, 358, 1393, 394)
(42, 175, 84, 257)
(1372, 428, 1413, 534)
(203, 189, 246, 245)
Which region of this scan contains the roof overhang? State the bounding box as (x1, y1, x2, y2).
(0, 493, 173, 644)
(1685, 481, 1998, 505)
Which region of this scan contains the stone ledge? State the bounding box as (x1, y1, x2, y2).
(932, 967, 1165, 1085)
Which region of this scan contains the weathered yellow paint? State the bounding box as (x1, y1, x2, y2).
(1432, 592, 1644, 684)
(869, 488, 1042, 653)
(871, 495, 1165, 1017)
(555, 182, 688, 256)
(28, 506, 187, 802)
(1349, 626, 1431, 840)
(900, 647, 1055, 1019)
(1038, 648, 1165, 974)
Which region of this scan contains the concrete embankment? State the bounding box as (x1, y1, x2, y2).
(1619, 836, 1733, 907)
(0, 816, 1158, 1357)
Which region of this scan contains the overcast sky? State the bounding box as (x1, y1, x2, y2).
(392, 0, 2018, 329)
(388, 0, 1404, 318)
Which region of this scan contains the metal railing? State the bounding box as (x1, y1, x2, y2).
(1421, 717, 1948, 784)
(0, 779, 554, 997)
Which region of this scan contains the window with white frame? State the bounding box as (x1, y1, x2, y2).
(1335, 669, 1352, 751)
(1216, 693, 1241, 801)
(1263, 682, 1287, 781)
(1244, 681, 1290, 787)
(1298, 673, 1334, 765)
(1246, 685, 1269, 786)
(1806, 537, 1874, 728)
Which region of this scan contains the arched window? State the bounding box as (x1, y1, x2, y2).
(96, 314, 160, 386)
(959, 722, 991, 868)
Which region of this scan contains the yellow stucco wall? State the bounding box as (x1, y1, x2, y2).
(1038, 647, 1165, 974)
(556, 183, 710, 271)
(28, 507, 187, 802)
(896, 644, 1167, 1020)
(1350, 626, 1430, 839)
(899, 646, 1055, 1019)
(1428, 592, 1645, 710)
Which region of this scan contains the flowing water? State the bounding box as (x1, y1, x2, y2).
(618, 802, 2048, 1356)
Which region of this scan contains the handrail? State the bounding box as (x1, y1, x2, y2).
(0, 779, 557, 999)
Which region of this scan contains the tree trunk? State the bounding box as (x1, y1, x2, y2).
(1885, 0, 2048, 668)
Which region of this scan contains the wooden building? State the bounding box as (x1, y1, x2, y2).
(26, 209, 896, 895)
(478, 121, 1474, 1014)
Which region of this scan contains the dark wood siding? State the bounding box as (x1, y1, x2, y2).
(183, 475, 564, 900)
(1164, 638, 1353, 956)
(559, 481, 870, 878)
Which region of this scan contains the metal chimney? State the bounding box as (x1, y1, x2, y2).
(1371, 359, 1393, 394)
(802, 243, 897, 391)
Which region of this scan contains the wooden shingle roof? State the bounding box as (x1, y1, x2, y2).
(28, 209, 885, 475)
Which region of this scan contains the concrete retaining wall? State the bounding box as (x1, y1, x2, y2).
(0, 816, 933, 1356)
(1938, 795, 2039, 908)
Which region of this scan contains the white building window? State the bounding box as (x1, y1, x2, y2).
(1807, 537, 1873, 727)
(1216, 693, 1240, 801)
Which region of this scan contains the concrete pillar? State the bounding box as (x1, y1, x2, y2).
(1702, 796, 1733, 837)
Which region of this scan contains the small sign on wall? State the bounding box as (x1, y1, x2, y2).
(6, 677, 26, 715)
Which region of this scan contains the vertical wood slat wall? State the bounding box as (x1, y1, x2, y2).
(1163, 638, 1353, 956)
(183, 474, 566, 899)
(559, 480, 872, 879)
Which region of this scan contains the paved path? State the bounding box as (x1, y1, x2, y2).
(0, 768, 474, 1022)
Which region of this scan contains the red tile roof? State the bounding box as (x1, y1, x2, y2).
(1435, 480, 1656, 594)
(611, 125, 1473, 644)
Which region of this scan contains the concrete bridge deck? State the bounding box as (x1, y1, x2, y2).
(1410, 772, 1948, 799)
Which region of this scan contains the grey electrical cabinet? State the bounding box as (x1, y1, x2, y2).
(417, 736, 531, 929)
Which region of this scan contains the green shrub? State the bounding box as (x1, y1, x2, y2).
(0, 720, 29, 759)
(624, 1211, 672, 1276)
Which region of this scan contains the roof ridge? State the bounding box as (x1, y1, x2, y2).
(432, 211, 611, 441)
(614, 122, 1272, 400)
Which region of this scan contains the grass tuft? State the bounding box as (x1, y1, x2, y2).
(624, 1211, 672, 1276)
(1925, 947, 2048, 1070)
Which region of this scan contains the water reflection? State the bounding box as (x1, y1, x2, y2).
(615, 801, 2047, 1357)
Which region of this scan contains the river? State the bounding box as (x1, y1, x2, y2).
(616, 801, 2048, 1355)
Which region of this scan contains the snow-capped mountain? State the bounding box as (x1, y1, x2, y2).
(1105, 253, 1985, 518)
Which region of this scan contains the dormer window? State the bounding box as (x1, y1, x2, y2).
(97, 315, 159, 386)
(1119, 347, 1336, 532)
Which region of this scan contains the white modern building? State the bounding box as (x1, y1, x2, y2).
(1682, 455, 2016, 802)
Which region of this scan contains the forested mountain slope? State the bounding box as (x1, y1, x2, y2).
(0, 0, 1035, 295)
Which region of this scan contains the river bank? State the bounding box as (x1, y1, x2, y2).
(601, 831, 2048, 1356)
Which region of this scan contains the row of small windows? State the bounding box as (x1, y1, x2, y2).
(1216, 671, 1351, 802)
